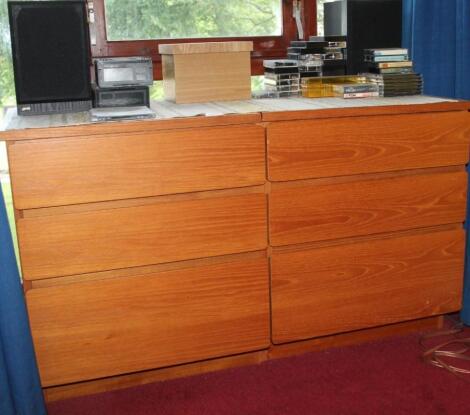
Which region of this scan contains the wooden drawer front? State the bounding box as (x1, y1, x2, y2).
(18, 193, 268, 280)
(269, 171, 467, 247)
(271, 229, 465, 344)
(26, 258, 270, 386)
(268, 112, 470, 181)
(9, 124, 266, 209)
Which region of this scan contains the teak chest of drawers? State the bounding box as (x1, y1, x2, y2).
(2, 100, 470, 400)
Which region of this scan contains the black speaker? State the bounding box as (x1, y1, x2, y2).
(324, 0, 402, 75)
(8, 1, 92, 115)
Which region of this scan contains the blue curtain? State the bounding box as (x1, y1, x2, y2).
(403, 0, 470, 325)
(0, 187, 46, 415)
(403, 0, 470, 99)
(464, 170, 470, 326)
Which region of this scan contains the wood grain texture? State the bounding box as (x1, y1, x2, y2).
(44, 350, 268, 402)
(269, 165, 464, 191)
(271, 223, 462, 255)
(163, 52, 252, 103)
(271, 228, 465, 344)
(43, 315, 440, 402)
(268, 112, 470, 181)
(159, 41, 253, 54)
(269, 171, 467, 246)
(1, 102, 467, 142)
(268, 316, 443, 359)
(6, 102, 469, 395)
(18, 193, 268, 280)
(21, 184, 267, 218)
(30, 250, 267, 289)
(26, 258, 270, 386)
(261, 102, 470, 122)
(0, 113, 262, 141)
(9, 124, 266, 209)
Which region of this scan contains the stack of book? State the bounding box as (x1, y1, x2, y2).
(262, 59, 300, 97)
(287, 36, 347, 77)
(362, 48, 423, 97)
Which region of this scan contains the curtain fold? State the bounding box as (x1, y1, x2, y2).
(463, 167, 470, 326)
(403, 0, 470, 99)
(455, 0, 470, 99)
(403, 0, 470, 325)
(0, 187, 46, 415)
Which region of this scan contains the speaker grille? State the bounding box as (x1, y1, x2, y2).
(9, 1, 91, 104)
(348, 0, 402, 75)
(324, 0, 402, 75)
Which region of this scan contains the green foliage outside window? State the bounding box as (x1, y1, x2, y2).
(317, 0, 328, 36)
(105, 0, 282, 41)
(0, 0, 15, 109)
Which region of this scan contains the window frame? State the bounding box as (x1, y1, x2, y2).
(90, 0, 317, 79)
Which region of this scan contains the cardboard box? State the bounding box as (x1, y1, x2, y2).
(159, 41, 253, 104)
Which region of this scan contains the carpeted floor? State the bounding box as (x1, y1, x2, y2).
(47, 331, 470, 415)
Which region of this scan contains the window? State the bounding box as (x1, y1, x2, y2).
(105, 0, 284, 41)
(0, 0, 15, 112)
(91, 0, 317, 77)
(316, 0, 330, 36)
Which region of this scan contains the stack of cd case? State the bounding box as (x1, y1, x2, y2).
(360, 73, 424, 97)
(295, 55, 323, 78)
(263, 60, 300, 97)
(287, 36, 347, 77)
(364, 49, 409, 63)
(301, 76, 373, 99)
(287, 41, 326, 76)
(362, 48, 423, 97)
(332, 83, 379, 99)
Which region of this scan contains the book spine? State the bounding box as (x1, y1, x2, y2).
(377, 62, 413, 68)
(339, 92, 380, 99)
(340, 85, 378, 93)
(373, 49, 408, 56)
(367, 55, 409, 62)
(380, 68, 414, 74)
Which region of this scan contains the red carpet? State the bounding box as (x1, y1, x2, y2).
(47, 331, 470, 415)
